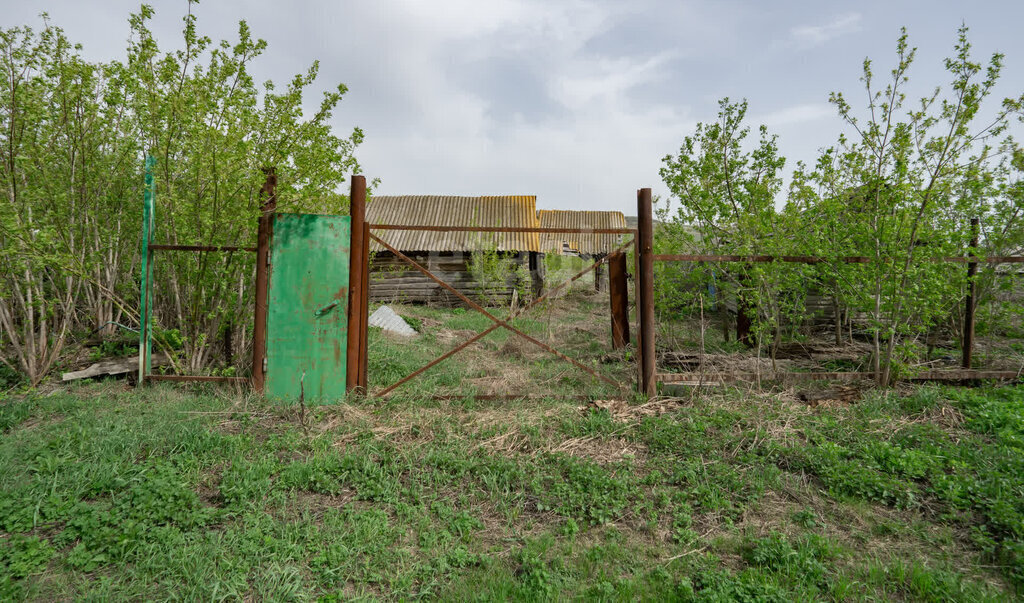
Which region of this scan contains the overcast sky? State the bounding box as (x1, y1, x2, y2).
(8, 0, 1024, 213)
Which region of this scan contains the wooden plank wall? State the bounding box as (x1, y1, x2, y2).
(369, 251, 536, 306)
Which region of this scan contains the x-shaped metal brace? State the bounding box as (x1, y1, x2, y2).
(368, 232, 635, 397)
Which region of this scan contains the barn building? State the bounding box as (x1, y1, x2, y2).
(538, 210, 629, 290)
(366, 195, 544, 305)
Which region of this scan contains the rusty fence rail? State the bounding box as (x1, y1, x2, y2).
(632, 190, 1024, 393)
(149, 244, 257, 252)
(652, 254, 1024, 264)
(368, 224, 636, 234)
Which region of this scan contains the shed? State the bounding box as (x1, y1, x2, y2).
(367, 195, 544, 305)
(538, 210, 628, 290)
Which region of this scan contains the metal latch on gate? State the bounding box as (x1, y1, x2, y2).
(314, 300, 339, 317)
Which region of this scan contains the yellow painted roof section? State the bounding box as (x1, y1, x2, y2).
(538, 210, 628, 255)
(367, 195, 540, 252)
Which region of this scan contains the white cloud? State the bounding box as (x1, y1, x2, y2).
(791, 13, 862, 47)
(551, 52, 680, 110)
(20, 1, 957, 213)
(755, 103, 835, 128)
(341, 0, 695, 210)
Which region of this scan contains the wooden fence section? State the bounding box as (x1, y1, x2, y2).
(657, 370, 1022, 385)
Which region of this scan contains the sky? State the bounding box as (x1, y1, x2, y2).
(7, 0, 1024, 214)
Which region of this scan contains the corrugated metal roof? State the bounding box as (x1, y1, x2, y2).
(367, 195, 539, 252)
(538, 210, 628, 255)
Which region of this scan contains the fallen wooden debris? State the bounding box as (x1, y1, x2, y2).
(62, 353, 168, 382)
(657, 369, 1021, 384)
(771, 342, 871, 361)
(578, 397, 685, 421)
(797, 386, 861, 407)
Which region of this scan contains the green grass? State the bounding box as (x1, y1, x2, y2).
(0, 379, 1021, 600)
(364, 289, 629, 400)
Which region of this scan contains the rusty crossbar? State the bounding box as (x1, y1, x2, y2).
(149, 244, 257, 252)
(368, 232, 635, 397)
(653, 253, 1024, 264)
(373, 239, 635, 397)
(146, 374, 249, 383)
(368, 224, 636, 234)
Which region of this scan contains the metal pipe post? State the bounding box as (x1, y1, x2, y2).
(138, 155, 156, 385)
(963, 217, 979, 368)
(358, 221, 370, 390)
(608, 251, 630, 349)
(251, 168, 277, 392)
(346, 175, 367, 392)
(637, 188, 656, 396)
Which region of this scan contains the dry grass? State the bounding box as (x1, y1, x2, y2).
(543, 435, 646, 465)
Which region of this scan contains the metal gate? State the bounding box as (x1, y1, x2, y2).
(263, 213, 351, 401)
(139, 171, 643, 398)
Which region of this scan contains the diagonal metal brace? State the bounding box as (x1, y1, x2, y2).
(368, 233, 634, 395)
(374, 238, 636, 397)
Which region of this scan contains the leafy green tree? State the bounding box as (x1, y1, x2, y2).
(117, 3, 363, 372)
(0, 2, 365, 383)
(801, 27, 1024, 383)
(660, 99, 805, 360)
(0, 20, 142, 385)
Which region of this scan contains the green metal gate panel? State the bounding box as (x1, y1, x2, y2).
(265, 213, 351, 402)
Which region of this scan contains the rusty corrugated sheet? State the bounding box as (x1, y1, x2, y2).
(538, 210, 628, 255)
(367, 195, 540, 252)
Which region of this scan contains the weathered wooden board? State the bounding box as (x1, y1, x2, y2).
(63, 353, 168, 381)
(657, 370, 1021, 384)
(369, 250, 532, 305)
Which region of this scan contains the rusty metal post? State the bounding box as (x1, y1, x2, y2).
(963, 217, 979, 368)
(608, 251, 630, 349)
(637, 188, 656, 396)
(251, 168, 276, 392)
(358, 220, 370, 390)
(346, 175, 367, 392)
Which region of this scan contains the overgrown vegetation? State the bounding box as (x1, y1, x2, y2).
(468, 246, 533, 306)
(0, 2, 363, 384)
(659, 27, 1024, 384)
